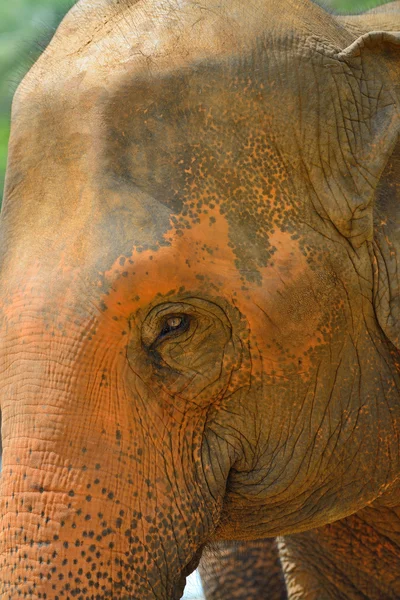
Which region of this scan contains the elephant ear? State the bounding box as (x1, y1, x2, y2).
(335, 32, 400, 348)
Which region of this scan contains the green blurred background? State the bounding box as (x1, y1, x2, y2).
(0, 0, 388, 201)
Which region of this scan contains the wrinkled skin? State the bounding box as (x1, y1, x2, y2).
(200, 539, 287, 599)
(198, 3, 400, 598)
(0, 0, 399, 599)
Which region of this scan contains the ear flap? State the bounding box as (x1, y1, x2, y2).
(325, 31, 400, 248)
(333, 32, 400, 348)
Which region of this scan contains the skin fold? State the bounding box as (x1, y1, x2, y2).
(0, 0, 399, 598)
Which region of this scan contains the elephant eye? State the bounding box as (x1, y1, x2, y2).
(158, 315, 190, 340)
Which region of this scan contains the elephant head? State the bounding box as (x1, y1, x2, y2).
(0, 0, 399, 598)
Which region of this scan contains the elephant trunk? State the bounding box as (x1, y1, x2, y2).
(0, 286, 224, 599)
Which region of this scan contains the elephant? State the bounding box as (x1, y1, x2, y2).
(0, 0, 399, 598)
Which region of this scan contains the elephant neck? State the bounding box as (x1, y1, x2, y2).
(280, 498, 400, 599)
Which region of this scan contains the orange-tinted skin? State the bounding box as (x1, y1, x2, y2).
(0, 0, 399, 599)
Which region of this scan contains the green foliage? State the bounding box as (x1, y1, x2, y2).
(330, 0, 390, 15)
(328, 0, 387, 11)
(0, 0, 389, 203)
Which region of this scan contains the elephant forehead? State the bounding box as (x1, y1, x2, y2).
(94, 59, 300, 280)
(5, 34, 300, 288)
(18, 0, 350, 86)
(3, 0, 350, 287)
(18, 0, 314, 84)
(16, 0, 266, 102)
